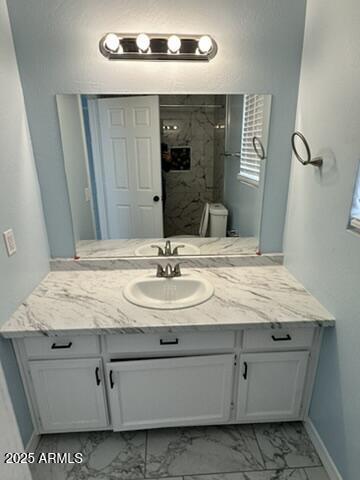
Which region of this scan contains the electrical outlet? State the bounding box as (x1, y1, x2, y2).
(3, 229, 17, 256)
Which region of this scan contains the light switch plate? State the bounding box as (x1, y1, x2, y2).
(3, 229, 17, 256)
(84, 187, 91, 202)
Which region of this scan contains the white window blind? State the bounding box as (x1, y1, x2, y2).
(239, 94, 270, 184)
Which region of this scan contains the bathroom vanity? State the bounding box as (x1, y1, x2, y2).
(0, 258, 334, 435)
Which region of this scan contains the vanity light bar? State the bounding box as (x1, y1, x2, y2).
(162, 124, 179, 131)
(99, 33, 218, 61)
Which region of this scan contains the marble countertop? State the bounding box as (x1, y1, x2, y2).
(0, 261, 334, 338)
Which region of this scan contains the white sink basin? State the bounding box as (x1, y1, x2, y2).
(135, 242, 200, 256)
(123, 274, 214, 310)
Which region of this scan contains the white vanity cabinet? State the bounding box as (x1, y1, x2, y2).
(13, 326, 322, 434)
(106, 354, 234, 430)
(28, 358, 108, 432)
(236, 351, 309, 422)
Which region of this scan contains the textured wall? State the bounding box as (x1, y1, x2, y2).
(0, 0, 49, 445)
(7, 0, 306, 256)
(284, 0, 360, 477)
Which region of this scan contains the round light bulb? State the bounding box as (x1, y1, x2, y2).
(136, 33, 150, 52)
(167, 35, 181, 53)
(198, 35, 213, 54)
(104, 33, 120, 53)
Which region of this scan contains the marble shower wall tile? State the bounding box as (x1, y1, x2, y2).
(254, 423, 321, 470)
(145, 425, 264, 477)
(164, 190, 214, 236)
(31, 431, 146, 480)
(160, 95, 226, 236)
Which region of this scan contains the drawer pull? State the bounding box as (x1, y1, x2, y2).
(51, 342, 73, 349)
(160, 338, 179, 346)
(109, 370, 114, 389)
(271, 334, 292, 342)
(243, 361, 248, 380)
(95, 367, 101, 386)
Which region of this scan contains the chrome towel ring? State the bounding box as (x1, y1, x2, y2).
(252, 136, 266, 160)
(291, 131, 323, 167)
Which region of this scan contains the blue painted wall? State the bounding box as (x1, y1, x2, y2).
(7, 0, 306, 256)
(284, 0, 360, 477)
(0, 0, 49, 445)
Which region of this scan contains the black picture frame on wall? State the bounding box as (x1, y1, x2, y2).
(169, 146, 191, 171)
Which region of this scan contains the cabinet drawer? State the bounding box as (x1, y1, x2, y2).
(105, 331, 235, 355)
(23, 336, 100, 358)
(242, 328, 314, 351)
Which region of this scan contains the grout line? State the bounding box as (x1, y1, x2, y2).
(144, 429, 149, 477)
(251, 423, 267, 469)
(143, 465, 324, 478)
(143, 465, 327, 479)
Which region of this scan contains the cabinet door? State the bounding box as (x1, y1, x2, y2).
(29, 358, 108, 432)
(107, 354, 234, 430)
(236, 351, 309, 422)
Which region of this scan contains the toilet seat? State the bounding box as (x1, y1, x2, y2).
(198, 202, 210, 237)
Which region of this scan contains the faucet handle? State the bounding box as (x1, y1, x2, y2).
(172, 244, 185, 255)
(155, 263, 165, 277)
(164, 240, 172, 256)
(151, 245, 165, 256)
(173, 262, 183, 277)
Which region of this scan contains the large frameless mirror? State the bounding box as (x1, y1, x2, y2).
(56, 93, 272, 258)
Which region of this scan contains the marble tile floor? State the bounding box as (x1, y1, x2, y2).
(30, 423, 329, 480)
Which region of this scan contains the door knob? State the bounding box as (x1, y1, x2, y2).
(153, 195, 160, 202)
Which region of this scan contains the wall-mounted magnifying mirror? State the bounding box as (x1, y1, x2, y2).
(56, 93, 272, 258)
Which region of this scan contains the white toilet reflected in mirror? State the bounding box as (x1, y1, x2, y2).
(170, 203, 228, 239)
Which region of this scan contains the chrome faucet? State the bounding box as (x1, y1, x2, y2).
(155, 263, 182, 278)
(164, 240, 172, 256)
(151, 240, 185, 256)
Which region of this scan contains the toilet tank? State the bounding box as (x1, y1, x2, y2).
(208, 203, 228, 237)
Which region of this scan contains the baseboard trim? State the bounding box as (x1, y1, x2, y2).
(25, 431, 40, 453)
(304, 418, 343, 480)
